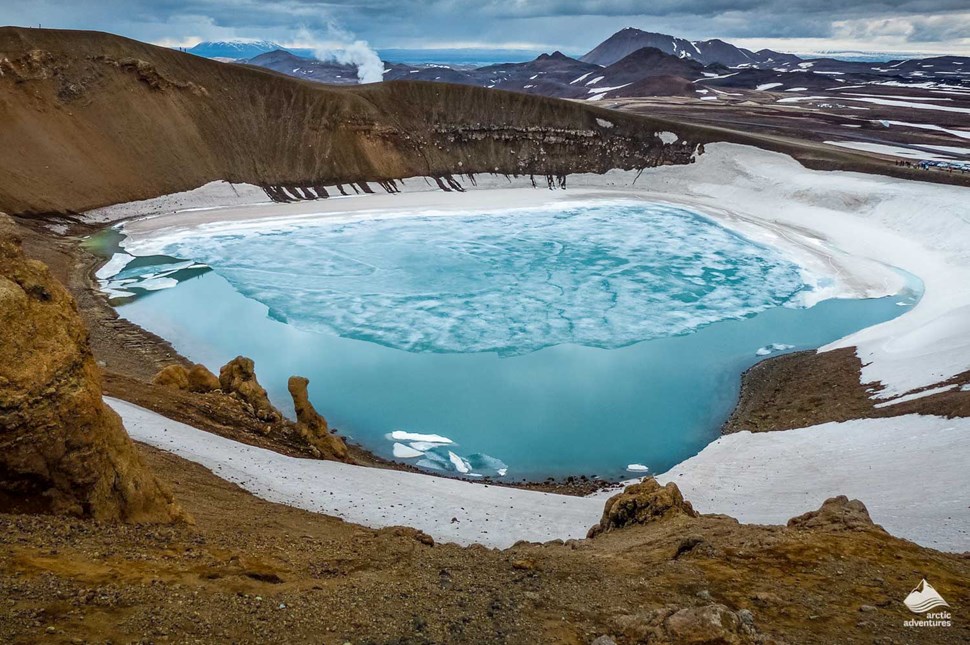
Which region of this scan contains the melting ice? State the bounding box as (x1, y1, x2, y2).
(121, 202, 811, 356)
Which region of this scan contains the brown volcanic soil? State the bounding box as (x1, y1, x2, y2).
(1, 442, 968, 645)
(724, 348, 970, 434)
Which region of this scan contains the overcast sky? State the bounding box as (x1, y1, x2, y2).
(4, 1, 969, 56)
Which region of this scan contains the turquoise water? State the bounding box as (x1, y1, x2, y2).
(108, 202, 917, 481)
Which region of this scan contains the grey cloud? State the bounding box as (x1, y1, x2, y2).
(2, 1, 967, 52)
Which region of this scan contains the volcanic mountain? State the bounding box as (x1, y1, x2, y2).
(0, 27, 703, 216)
(580, 27, 800, 67)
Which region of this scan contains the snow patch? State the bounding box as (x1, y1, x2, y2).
(755, 343, 795, 356)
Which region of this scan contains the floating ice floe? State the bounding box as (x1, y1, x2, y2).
(389, 430, 454, 444)
(626, 464, 650, 473)
(386, 430, 508, 478)
(95, 252, 134, 280)
(448, 451, 471, 474)
(392, 443, 424, 458)
(138, 276, 180, 291)
(756, 343, 795, 356)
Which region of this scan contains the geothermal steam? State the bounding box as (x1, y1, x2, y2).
(303, 23, 383, 84)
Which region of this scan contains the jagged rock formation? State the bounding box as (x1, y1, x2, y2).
(0, 215, 183, 522)
(588, 478, 698, 537)
(788, 495, 887, 533)
(0, 27, 704, 216)
(287, 376, 351, 462)
(218, 357, 280, 423)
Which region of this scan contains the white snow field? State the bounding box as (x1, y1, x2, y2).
(654, 415, 970, 552)
(106, 398, 604, 549)
(108, 396, 970, 552)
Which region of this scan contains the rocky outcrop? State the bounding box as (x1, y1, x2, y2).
(153, 364, 190, 390)
(664, 604, 750, 644)
(788, 495, 886, 534)
(186, 363, 220, 393)
(287, 376, 351, 462)
(219, 356, 280, 423)
(0, 215, 183, 522)
(611, 603, 761, 644)
(588, 478, 697, 538)
(153, 363, 220, 394)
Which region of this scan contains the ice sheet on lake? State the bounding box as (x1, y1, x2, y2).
(122, 202, 812, 356)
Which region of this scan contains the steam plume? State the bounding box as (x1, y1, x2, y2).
(300, 23, 384, 84)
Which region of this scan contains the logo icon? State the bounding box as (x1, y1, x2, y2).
(904, 579, 950, 614)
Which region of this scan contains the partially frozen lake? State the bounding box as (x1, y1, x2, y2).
(102, 201, 915, 480)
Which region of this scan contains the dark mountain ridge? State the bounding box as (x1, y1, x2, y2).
(239, 29, 968, 103)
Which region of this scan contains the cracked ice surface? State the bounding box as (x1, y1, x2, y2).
(122, 202, 811, 356)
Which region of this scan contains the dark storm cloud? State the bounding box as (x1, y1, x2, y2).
(2, 0, 968, 53)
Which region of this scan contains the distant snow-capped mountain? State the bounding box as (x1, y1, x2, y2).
(185, 40, 313, 60)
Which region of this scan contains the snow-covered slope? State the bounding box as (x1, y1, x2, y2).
(655, 415, 970, 552)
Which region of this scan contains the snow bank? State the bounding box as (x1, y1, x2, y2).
(637, 144, 970, 399)
(85, 181, 269, 224)
(106, 398, 602, 548)
(653, 415, 970, 552)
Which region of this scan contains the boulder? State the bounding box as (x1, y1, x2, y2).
(152, 364, 189, 390)
(219, 356, 280, 422)
(664, 604, 743, 644)
(287, 376, 350, 462)
(587, 478, 697, 538)
(0, 216, 184, 523)
(787, 495, 886, 533)
(186, 363, 220, 393)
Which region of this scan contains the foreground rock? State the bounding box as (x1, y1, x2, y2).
(186, 363, 220, 393)
(0, 215, 183, 522)
(153, 364, 190, 390)
(588, 478, 697, 538)
(153, 363, 220, 394)
(219, 356, 280, 422)
(287, 376, 351, 462)
(787, 495, 887, 534)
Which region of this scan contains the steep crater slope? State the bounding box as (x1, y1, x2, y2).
(0, 27, 702, 216)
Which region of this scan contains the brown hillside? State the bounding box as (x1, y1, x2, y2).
(0, 27, 702, 216)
